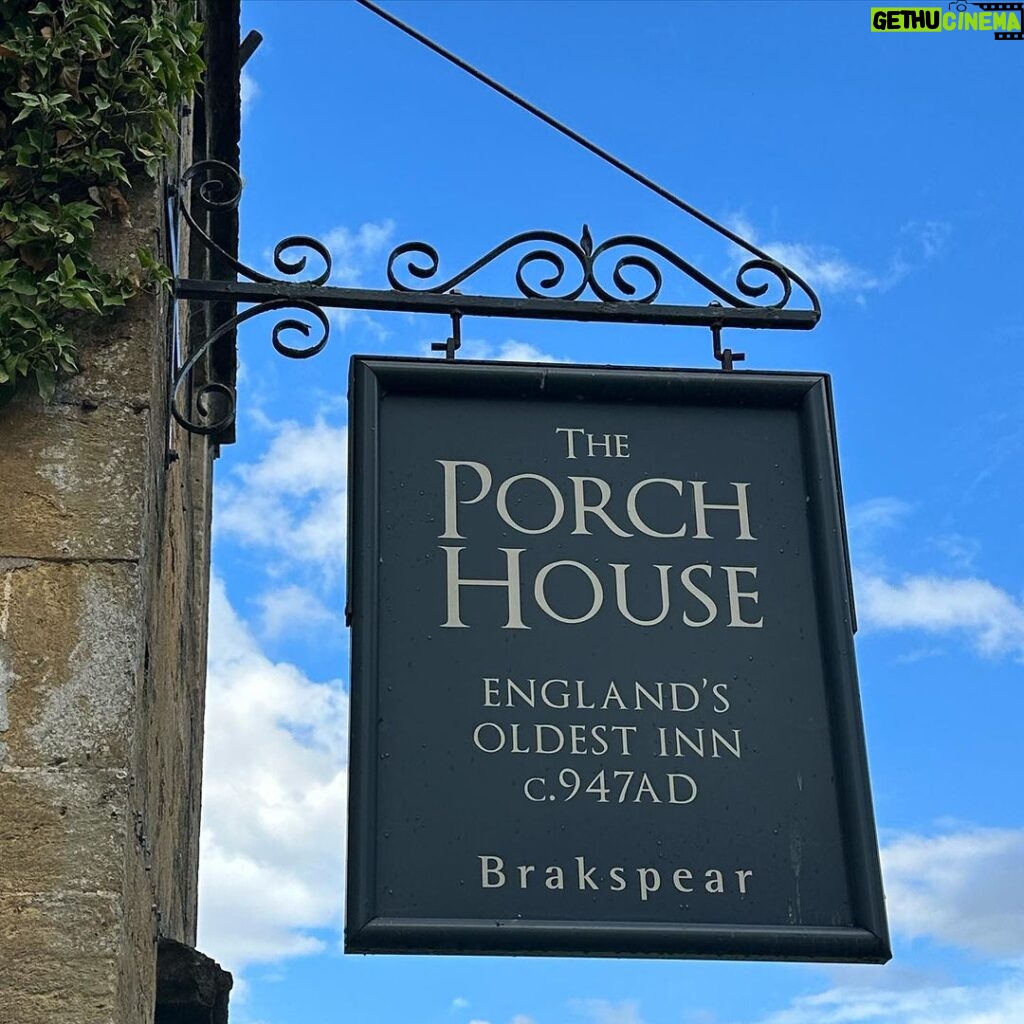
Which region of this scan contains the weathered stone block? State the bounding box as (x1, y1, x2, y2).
(0, 396, 150, 561)
(0, 767, 129, 896)
(0, 561, 139, 769)
(57, 183, 165, 414)
(0, 891, 123, 1023)
(0, 13, 232, 1018)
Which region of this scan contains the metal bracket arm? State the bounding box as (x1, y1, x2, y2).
(168, 160, 821, 438)
(174, 278, 819, 331)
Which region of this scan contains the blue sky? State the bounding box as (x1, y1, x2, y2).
(199, 3, 1024, 1023)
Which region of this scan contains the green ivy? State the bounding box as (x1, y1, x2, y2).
(0, 0, 203, 404)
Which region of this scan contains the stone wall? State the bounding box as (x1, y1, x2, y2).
(0, 178, 215, 1022)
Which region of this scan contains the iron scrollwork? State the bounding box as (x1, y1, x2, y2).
(170, 0, 827, 440)
(170, 161, 336, 439)
(171, 156, 822, 440)
(171, 299, 329, 436)
(387, 224, 819, 314)
(177, 160, 333, 287)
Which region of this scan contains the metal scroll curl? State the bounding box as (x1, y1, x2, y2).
(388, 225, 819, 313)
(388, 230, 591, 301)
(178, 160, 332, 286)
(171, 299, 330, 436)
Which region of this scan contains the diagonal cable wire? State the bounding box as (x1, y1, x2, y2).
(353, 0, 791, 270)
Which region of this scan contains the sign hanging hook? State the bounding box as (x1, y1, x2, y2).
(432, 309, 463, 360)
(708, 304, 745, 371)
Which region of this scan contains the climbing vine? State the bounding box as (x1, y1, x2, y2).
(0, 0, 203, 404)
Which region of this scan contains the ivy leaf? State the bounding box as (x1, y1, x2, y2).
(74, 289, 102, 314)
(59, 63, 82, 100)
(1, 0, 204, 402)
(34, 365, 56, 401)
(9, 277, 37, 296)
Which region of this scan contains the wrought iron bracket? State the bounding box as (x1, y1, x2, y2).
(170, 160, 820, 436)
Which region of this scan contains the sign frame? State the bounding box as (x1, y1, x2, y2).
(346, 356, 890, 963)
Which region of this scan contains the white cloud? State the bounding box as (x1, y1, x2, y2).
(428, 338, 565, 363)
(307, 219, 393, 338)
(894, 645, 947, 664)
(725, 826, 1024, 1024)
(241, 70, 259, 119)
(571, 999, 645, 1024)
(257, 220, 392, 326)
(215, 417, 347, 571)
(931, 533, 980, 571)
(735, 976, 1024, 1024)
(257, 584, 340, 640)
(726, 213, 881, 297)
(452, 997, 470, 1011)
(511, 1016, 537, 1024)
(882, 828, 1024, 957)
(197, 577, 348, 972)
(492, 341, 564, 362)
(327, 306, 391, 344)
(683, 1013, 719, 1024)
(847, 497, 912, 542)
(901, 219, 951, 261)
(724, 214, 947, 300)
(322, 220, 395, 287)
(760, 240, 881, 294)
(845, 497, 1024, 659)
(856, 571, 1024, 658)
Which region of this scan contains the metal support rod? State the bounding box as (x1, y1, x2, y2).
(353, 0, 818, 303)
(174, 279, 818, 330)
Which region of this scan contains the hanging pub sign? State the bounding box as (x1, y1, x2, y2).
(345, 356, 890, 963)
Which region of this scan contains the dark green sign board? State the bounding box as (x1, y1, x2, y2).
(345, 357, 889, 963)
